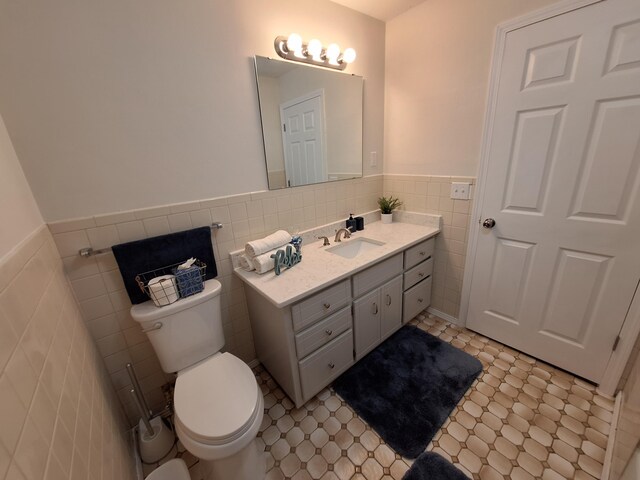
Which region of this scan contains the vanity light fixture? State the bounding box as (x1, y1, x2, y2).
(274, 33, 356, 71)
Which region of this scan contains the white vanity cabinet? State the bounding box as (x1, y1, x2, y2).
(240, 226, 438, 408)
(353, 276, 403, 359)
(352, 254, 404, 360)
(402, 238, 435, 323)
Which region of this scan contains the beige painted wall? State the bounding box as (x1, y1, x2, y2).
(384, 0, 562, 177)
(0, 113, 43, 259)
(0, 0, 384, 221)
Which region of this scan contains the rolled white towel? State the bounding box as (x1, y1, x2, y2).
(245, 230, 291, 257)
(238, 254, 255, 271)
(252, 248, 282, 274)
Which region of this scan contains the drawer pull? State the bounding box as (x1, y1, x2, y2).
(418, 298, 424, 303)
(419, 251, 426, 256)
(372, 303, 378, 314)
(385, 294, 392, 306)
(323, 303, 331, 310)
(328, 362, 335, 369)
(325, 329, 333, 336)
(418, 272, 424, 278)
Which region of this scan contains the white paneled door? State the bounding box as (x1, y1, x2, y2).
(280, 90, 327, 187)
(467, 0, 640, 383)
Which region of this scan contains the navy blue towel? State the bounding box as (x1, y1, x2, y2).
(112, 226, 217, 305)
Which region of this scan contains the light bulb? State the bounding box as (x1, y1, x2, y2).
(307, 39, 323, 61)
(326, 43, 340, 65)
(287, 33, 303, 57)
(342, 47, 356, 64)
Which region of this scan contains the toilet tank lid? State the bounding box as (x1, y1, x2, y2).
(130, 279, 221, 323)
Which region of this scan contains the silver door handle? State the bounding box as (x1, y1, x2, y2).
(372, 303, 378, 314)
(325, 329, 333, 336)
(142, 322, 163, 333)
(483, 218, 496, 229)
(385, 294, 392, 306)
(323, 303, 331, 309)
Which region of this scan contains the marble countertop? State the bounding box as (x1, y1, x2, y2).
(233, 221, 440, 308)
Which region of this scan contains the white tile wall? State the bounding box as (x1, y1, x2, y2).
(49, 175, 384, 424)
(0, 226, 135, 480)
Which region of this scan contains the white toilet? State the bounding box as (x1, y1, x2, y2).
(131, 279, 265, 480)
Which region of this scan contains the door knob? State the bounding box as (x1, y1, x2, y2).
(482, 218, 496, 229)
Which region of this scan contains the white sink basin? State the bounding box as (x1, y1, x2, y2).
(327, 237, 385, 259)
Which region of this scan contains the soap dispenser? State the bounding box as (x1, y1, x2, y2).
(346, 214, 357, 232)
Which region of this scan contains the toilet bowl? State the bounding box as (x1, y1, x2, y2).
(173, 353, 265, 480)
(145, 458, 190, 480)
(131, 279, 265, 480)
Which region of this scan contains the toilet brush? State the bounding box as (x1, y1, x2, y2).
(126, 363, 176, 464)
(131, 389, 177, 463)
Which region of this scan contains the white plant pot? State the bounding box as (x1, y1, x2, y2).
(381, 213, 393, 224)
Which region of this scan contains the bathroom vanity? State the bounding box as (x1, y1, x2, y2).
(235, 221, 439, 407)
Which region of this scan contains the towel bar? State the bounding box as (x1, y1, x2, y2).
(77, 222, 224, 257)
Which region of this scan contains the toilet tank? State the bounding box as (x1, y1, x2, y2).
(130, 279, 224, 373)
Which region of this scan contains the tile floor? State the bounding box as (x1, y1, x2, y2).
(181, 313, 614, 480)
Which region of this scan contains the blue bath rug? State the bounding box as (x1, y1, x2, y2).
(332, 325, 482, 459)
(403, 452, 469, 479)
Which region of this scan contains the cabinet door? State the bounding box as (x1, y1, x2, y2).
(353, 288, 381, 360)
(381, 276, 403, 340)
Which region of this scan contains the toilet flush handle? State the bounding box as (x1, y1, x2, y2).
(142, 322, 163, 333)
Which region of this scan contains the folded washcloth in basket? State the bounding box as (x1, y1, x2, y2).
(245, 230, 291, 257)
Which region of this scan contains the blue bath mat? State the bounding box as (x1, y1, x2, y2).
(403, 452, 469, 479)
(332, 325, 482, 459)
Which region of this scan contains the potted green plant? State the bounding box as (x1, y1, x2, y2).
(378, 196, 403, 224)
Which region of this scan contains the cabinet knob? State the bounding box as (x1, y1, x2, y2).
(372, 302, 378, 314)
(385, 294, 392, 306)
(323, 303, 331, 309)
(325, 329, 333, 336)
(418, 272, 424, 277)
(328, 362, 335, 369)
(419, 251, 426, 256)
(417, 298, 424, 303)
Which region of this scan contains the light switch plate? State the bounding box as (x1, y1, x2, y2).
(370, 151, 377, 167)
(450, 182, 471, 200)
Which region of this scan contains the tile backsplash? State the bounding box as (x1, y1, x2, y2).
(47, 173, 474, 424)
(383, 174, 475, 320)
(50, 175, 383, 424)
(0, 225, 135, 480)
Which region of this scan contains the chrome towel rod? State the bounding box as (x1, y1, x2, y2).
(77, 222, 223, 257)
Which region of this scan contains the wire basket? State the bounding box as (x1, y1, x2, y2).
(135, 260, 207, 306)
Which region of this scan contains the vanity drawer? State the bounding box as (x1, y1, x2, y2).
(403, 257, 433, 291)
(404, 238, 435, 270)
(403, 277, 432, 323)
(299, 330, 354, 400)
(352, 253, 403, 298)
(291, 280, 351, 332)
(295, 306, 352, 359)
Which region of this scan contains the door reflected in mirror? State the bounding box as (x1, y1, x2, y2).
(254, 55, 363, 190)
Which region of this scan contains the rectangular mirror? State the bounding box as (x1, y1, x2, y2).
(254, 55, 363, 190)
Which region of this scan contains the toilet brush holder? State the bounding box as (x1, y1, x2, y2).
(138, 416, 176, 464)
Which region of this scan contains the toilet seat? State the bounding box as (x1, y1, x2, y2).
(174, 353, 260, 446)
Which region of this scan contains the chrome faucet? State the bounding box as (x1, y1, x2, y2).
(317, 236, 330, 246)
(334, 228, 352, 243)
